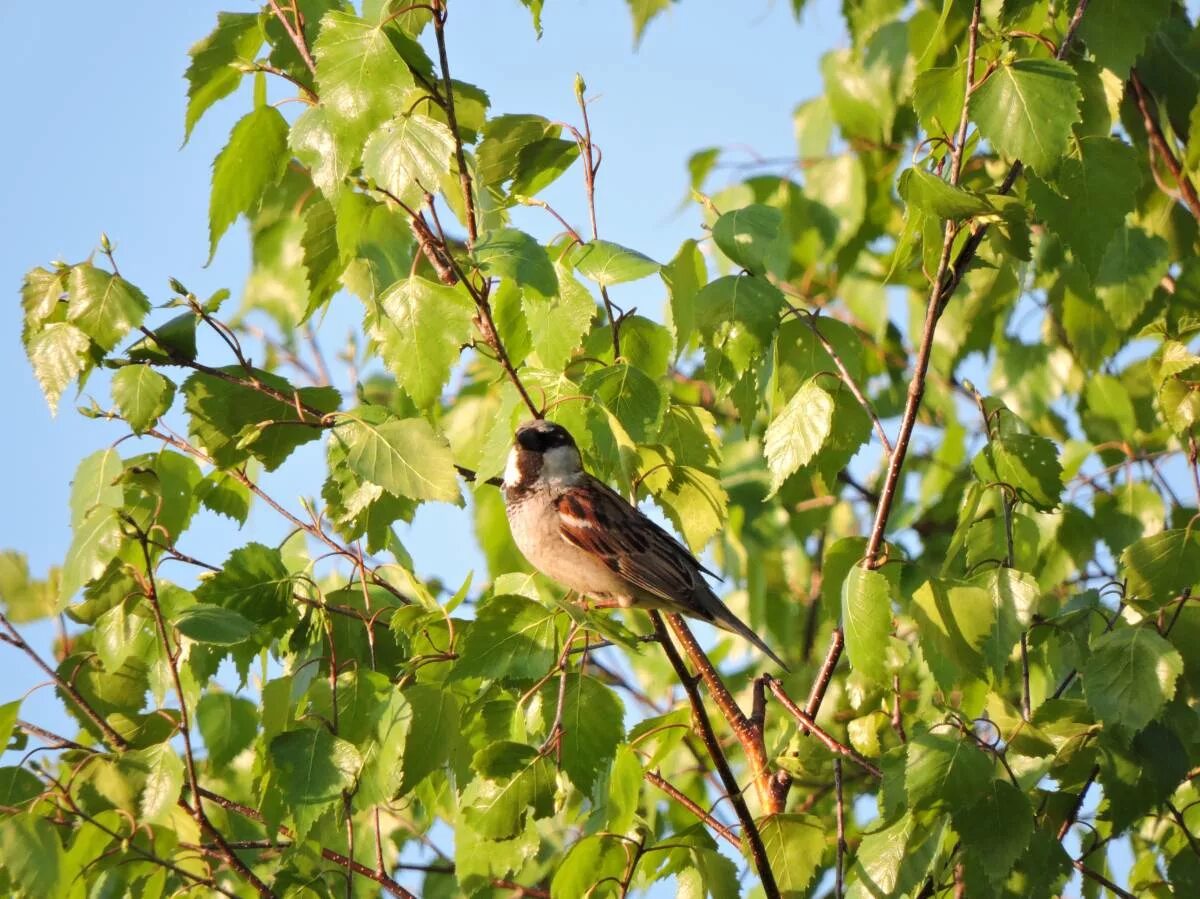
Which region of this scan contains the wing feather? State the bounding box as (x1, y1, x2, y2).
(553, 478, 713, 610)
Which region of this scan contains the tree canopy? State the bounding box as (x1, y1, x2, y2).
(5, 0, 1200, 896)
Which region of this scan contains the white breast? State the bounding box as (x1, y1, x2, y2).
(505, 486, 632, 601)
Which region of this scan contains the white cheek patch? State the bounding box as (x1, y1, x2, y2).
(503, 448, 523, 488)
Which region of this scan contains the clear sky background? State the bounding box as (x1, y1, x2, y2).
(0, 0, 1156, 892)
(0, 0, 842, 586)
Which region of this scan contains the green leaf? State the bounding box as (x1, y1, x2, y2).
(899, 167, 995, 219)
(1121, 529, 1200, 609)
(300, 195, 343, 319)
(196, 693, 258, 768)
(763, 378, 834, 495)
(193, 542, 293, 627)
(70, 448, 123, 529)
(173, 604, 258, 645)
(0, 766, 43, 809)
(510, 137, 581, 198)
(452, 594, 560, 682)
(953, 779, 1033, 884)
(1026, 136, 1141, 280)
(847, 814, 945, 899)
(362, 112, 456, 207)
(477, 114, 557, 198)
(841, 565, 892, 684)
(821, 48, 896, 145)
(581, 363, 666, 442)
(196, 471, 252, 525)
(694, 274, 784, 376)
(569, 239, 661, 287)
(401, 684, 461, 792)
(25, 322, 91, 414)
(552, 834, 628, 898)
(1095, 226, 1170, 331)
(462, 741, 556, 839)
(182, 367, 340, 471)
(969, 58, 1081, 172)
(0, 815, 65, 895)
(0, 554, 58, 624)
(750, 814, 826, 896)
(1081, 626, 1183, 731)
(712, 204, 788, 277)
(1078, 0, 1173, 78)
(127, 312, 198, 364)
(135, 741, 185, 824)
(474, 228, 558, 299)
(67, 263, 150, 352)
(913, 62, 965, 137)
(905, 730, 993, 812)
(626, 0, 673, 45)
(290, 106, 349, 199)
(972, 433, 1062, 511)
(910, 578, 994, 692)
(270, 727, 362, 841)
(369, 277, 475, 408)
(60, 507, 123, 605)
(333, 412, 461, 503)
(524, 264, 596, 371)
(184, 12, 263, 142)
(314, 10, 414, 162)
(661, 238, 705, 354)
(539, 674, 624, 793)
(111, 365, 175, 434)
(209, 104, 290, 259)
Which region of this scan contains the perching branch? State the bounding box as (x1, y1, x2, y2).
(663, 613, 781, 814)
(649, 612, 779, 899)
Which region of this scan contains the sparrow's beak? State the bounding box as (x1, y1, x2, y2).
(516, 428, 541, 451)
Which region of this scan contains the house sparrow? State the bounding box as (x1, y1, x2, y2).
(502, 419, 787, 669)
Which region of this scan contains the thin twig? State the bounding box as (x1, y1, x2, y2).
(431, 2, 478, 246)
(788, 306, 892, 454)
(1130, 70, 1200, 223)
(645, 770, 740, 849)
(1057, 765, 1099, 841)
(266, 0, 317, 75)
(764, 676, 881, 778)
(0, 613, 129, 751)
(196, 788, 418, 899)
(834, 759, 846, 899)
(1072, 860, 1136, 899)
(130, 523, 276, 898)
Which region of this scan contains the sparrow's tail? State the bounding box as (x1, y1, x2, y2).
(691, 586, 790, 671)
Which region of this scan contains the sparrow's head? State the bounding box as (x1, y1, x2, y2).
(504, 420, 582, 492)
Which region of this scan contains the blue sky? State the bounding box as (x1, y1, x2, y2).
(0, 0, 839, 583)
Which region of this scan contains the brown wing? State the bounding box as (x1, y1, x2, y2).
(553, 477, 715, 607)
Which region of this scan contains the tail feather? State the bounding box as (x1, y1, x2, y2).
(693, 586, 790, 671)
